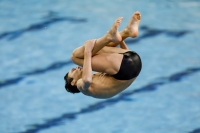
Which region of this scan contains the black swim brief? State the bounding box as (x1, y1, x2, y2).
(112, 51, 142, 80)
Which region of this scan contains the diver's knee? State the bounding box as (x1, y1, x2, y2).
(71, 54, 74, 61)
(72, 47, 85, 59)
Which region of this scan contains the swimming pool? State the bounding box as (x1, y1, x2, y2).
(1, 0, 200, 133)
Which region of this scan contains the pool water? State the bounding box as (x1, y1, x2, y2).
(0, 0, 200, 133)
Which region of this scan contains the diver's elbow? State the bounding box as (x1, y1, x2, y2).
(83, 78, 92, 85)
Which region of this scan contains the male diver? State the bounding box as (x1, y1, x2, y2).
(64, 12, 142, 99)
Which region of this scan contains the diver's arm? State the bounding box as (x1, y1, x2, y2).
(77, 41, 93, 91)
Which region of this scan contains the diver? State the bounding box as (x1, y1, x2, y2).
(64, 12, 142, 99)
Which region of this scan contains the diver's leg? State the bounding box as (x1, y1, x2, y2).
(106, 11, 141, 47)
(72, 17, 123, 59)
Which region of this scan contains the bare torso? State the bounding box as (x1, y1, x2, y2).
(75, 46, 136, 99)
(85, 73, 136, 99)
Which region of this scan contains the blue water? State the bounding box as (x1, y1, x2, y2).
(1, 0, 200, 133)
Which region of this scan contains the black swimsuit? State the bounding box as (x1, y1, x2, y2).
(112, 51, 142, 80)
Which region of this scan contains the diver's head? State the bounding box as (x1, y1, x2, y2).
(64, 66, 83, 93)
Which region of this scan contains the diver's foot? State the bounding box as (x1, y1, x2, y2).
(122, 11, 141, 38)
(106, 17, 123, 43)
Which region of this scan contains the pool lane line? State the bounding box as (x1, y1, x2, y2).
(125, 26, 190, 44)
(189, 128, 200, 133)
(0, 16, 87, 41)
(18, 67, 200, 133)
(0, 60, 72, 89)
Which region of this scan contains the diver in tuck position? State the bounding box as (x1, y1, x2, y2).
(64, 11, 142, 99)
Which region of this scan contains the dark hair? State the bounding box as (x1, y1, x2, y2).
(64, 73, 80, 93)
